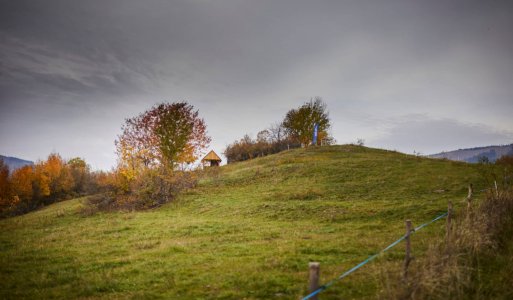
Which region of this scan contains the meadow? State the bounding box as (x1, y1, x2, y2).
(0, 145, 489, 299)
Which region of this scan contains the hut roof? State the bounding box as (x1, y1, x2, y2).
(202, 150, 222, 162)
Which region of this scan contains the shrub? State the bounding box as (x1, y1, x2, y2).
(379, 187, 513, 299)
(81, 193, 116, 216)
(224, 134, 300, 163)
(83, 167, 198, 213)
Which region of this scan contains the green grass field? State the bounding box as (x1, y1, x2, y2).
(0, 145, 488, 299)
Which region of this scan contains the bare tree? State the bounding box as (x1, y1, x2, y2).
(268, 122, 285, 143)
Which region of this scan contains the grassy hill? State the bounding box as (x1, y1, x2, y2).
(0, 145, 488, 299)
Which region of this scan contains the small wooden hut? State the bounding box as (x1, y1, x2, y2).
(201, 150, 222, 167)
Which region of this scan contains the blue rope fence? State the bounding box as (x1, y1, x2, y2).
(302, 211, 449, 300)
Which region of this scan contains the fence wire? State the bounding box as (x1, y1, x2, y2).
(302, 211, 448, 300)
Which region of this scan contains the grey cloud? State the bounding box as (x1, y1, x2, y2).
(369, 115, 513, 155)
(0, 34, 153, 100)
(1, 0, 512, 169)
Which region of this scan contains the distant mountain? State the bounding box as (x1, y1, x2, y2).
(0, 155, 34, 171)
(429, 144, 513, 163)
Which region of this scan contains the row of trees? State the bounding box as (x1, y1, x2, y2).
(223, 127, 301, 163)
(0, 154, 98, 216)
(224, 97, 335, 163)
(1, 102, 211, 215)
(2, 99, 336, 213)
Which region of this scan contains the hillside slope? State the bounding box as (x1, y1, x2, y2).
(0, 155, 33, 171)
(429, 143, 513, 163)
(0, 145, 487, 299)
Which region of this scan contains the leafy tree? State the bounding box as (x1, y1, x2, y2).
(4, 153, 99, 216)
(42, 153, 74, 198)
(282, 97, 331, 146)
(10, 165, 34, 203)
(115, 102, 211, 170)
(68, 157, 90, 194)
(33, 163, 50, 199)
(90, 170, 117, 193)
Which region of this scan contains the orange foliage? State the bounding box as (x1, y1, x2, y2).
(33, 164, 50, 197)
(93, 170, 118, 191)
(28, 153, 75, 199)
(3, 153, 102, 216)
(44, 153, 74, 196)
(10, 165, 34, 201)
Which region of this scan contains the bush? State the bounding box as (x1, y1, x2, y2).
(83, 167, 198, 213)
(224, 135, 300, 163)
(379, 187, 513, 299)
(496, 154, 513, 187)
(81, 193, 116, 216)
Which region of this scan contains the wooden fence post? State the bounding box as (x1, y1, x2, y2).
(466, 184, 473, 210)
(494, 180, 499, 198)
(308, 262, 320, 300)
(446, 201, 453, 252)
(403, 220, 412, 281)
(403, 220, 413, 281)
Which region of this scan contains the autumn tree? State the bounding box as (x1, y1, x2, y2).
(68, 157, 90, 194)
(10, 165, 34, 204)
(3, 153, 98, 216)
(41, 153, 74, 199)
(32, 163, 50, 200)
(39, 156, 57, 198)
(116, 102, 211, 171)
(108, 102, 211, 208)
(91, 170, 117, 192)
(282, 97, 331, 146)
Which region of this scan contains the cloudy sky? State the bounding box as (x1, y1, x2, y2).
(1, 0, 512, 170)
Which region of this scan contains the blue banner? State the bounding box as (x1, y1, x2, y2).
(312, 123, 319, 145)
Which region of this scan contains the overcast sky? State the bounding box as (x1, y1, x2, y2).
(1, 0, 512, 170)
